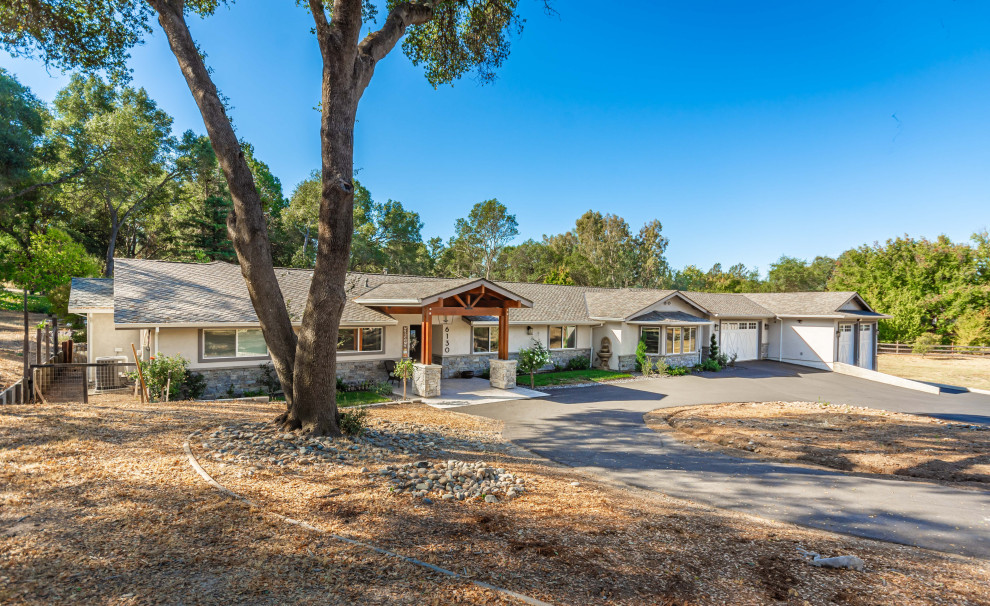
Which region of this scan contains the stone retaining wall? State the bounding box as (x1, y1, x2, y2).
(196, 359, 395, 400)
(438, 348, 593, 378)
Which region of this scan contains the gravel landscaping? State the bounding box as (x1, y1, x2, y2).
(199, 420, 528, 503)
(647, 401, 990, 487)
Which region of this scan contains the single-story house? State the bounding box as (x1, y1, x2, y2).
(68, 259, 890, 398)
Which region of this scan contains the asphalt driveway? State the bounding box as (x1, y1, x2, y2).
(451, 362, 990, 558)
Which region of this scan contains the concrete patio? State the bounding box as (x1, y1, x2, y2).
(393, 377, 548, 409)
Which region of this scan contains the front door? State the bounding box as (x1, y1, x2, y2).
(408, 325, 422, 362)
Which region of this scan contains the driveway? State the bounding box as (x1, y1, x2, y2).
(451, 362, 990, 558)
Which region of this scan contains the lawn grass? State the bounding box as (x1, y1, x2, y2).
(878, 354, 990, 390)
(0, 288, 51, 314)
(337, 390, 392, 406)
(527, 368, 631, 387)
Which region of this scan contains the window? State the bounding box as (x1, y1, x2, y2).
(203, 329, 268, 359)
(338, 327, 383, 353)
(473, 326, 499, 353)
(549, 326, 576, 349)
(664, 327, 697, 354)
(641, 328, 661, 354)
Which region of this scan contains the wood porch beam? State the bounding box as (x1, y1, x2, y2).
(430, 307, 507, 316)
(498, 307, 509, 360)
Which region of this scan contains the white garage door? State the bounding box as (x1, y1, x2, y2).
(720, 321, 759, 361)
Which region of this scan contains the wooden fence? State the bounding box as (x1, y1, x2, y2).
(878, 342, 990, 357)
(0, 379, 25, 405)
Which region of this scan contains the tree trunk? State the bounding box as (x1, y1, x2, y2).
(104, 219, 120, 278)
(151, 0, 433, 436)
(153, 0, 299, 414)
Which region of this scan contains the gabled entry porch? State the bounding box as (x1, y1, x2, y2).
(354, 278, 533, 396)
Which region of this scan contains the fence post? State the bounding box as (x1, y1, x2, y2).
(81, 368, 88, 404)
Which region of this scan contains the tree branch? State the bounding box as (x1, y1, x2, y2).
(358, 2, 433, 63)
(0, 163, 89, 206)
(308, 0, 334, 56)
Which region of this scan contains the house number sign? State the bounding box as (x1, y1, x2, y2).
(444, 326, 450, 354)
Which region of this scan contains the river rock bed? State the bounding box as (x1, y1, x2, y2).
(380, 460, 526, 502)
(193, 417, 526, 502)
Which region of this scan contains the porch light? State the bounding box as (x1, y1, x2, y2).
(526, 326, 533, 335)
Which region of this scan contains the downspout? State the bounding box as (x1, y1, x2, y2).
(778, 317, 783, 362)
(155, 326, 160, 358)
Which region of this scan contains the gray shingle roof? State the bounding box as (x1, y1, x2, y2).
(68, 278, 114, 310)
(87, 259, 885, 327)
(681, 292, 774, 318)
(112, 259, 396, 325)
(583, 288, 677, 320)
(628, 310, 710, 323)
(741, 292, 864, 317)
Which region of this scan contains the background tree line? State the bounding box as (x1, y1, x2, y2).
(2, 68, 987, 347)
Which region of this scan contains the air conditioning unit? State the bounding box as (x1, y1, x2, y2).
(95, 356, 130, 390)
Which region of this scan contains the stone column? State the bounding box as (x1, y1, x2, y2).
(412, 363, 442, 397)
(489, 359, 517, 390)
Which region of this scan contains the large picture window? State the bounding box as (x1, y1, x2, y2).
(665, 327, 697, 354)
(473, 326, 499, 353)
(640, 328, 661, 354)
(549, 326, 576, 349)
(337, 327, 384, 353)
(203, 328, 268, 359)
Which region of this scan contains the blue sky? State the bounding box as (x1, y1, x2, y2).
(4, 1, 990, 274)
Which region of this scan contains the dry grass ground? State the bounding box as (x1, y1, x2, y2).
(878, 354, 990, 390)
(647, 401, 990, 487)
(2, 398, 989, 605)
(0, 309, 46, 390)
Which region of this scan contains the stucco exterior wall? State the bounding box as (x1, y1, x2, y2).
(86, 312, 140, 363)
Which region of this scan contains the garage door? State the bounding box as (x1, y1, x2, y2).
(720, 321, 759, 361)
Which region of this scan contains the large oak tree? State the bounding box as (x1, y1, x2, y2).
(3, 0, 546, 435)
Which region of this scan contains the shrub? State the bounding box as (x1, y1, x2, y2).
(339, 407, 368, 436)
(698, 358, 721, 372)
(259, 363, 282, 398)
(709, 333, 719, 360)
(372, 380, 393, 397)
(336, 376, 347, 392)
(518, 339, 552, 389)
(177, 370, 206, 400)
(667, 366, 689, 376)
(135, 354, 190, 402)
(912, 333, 940, 357)
(726, 352, 737, 367)
(654, 357, 670, 377)
(566, 356, 590, 370)
(641, 358, 655, 377)
(635, 339, 648, 372)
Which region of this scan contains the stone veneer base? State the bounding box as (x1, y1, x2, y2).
(488, 359, 517, 390)
(412, 363, 442, 397)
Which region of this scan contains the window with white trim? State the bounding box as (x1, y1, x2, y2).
(473, 326, 499, 353)
(665, 327, 697, 354)
(337, 327, 384, 352)
(549, 326, 576, 349)
(203, 328, 268, 359)
(640, 327, 661, 354)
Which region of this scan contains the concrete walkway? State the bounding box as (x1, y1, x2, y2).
(451, 362, 990, 558)
(398, 377, 548, 409)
